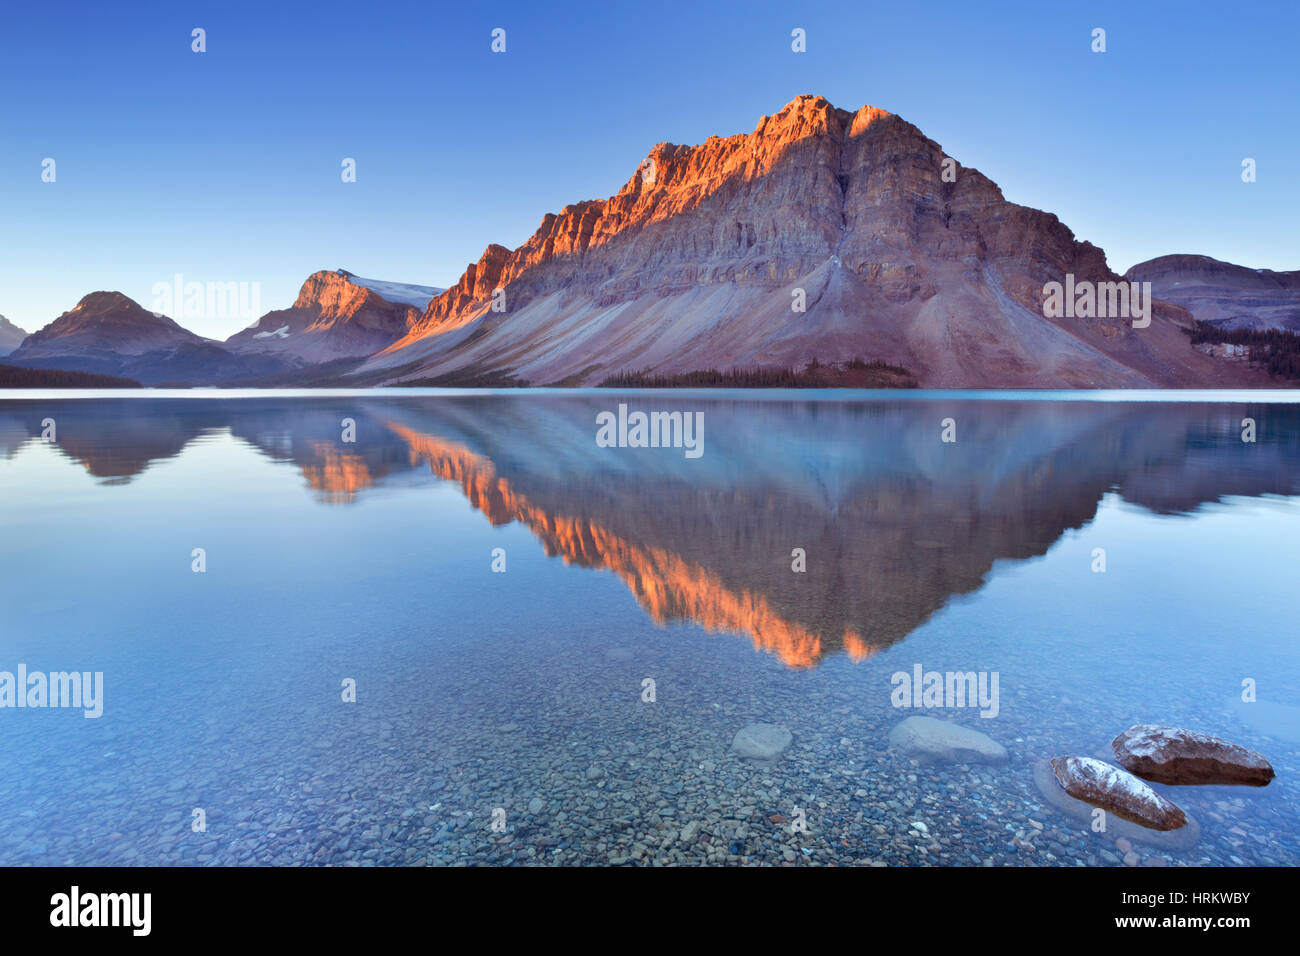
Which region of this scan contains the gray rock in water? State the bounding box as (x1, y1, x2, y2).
(1033, 758, 1201, 850)
(887, 715, 1008, 765)
(527, 797, 545, 814)
(731, 723, 793, 762)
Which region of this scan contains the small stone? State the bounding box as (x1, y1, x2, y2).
(887, 716, 1007, 765)
(527, 798, 545, 814)
(731, 724, 793, 762)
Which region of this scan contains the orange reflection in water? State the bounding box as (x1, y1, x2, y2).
(385, 420, 867, 668)
(300, 442, 374, 504)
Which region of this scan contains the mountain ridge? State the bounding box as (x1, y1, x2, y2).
(2, 96, 1292, 388)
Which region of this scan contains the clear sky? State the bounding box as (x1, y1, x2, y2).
(1, 0, 1296, 338)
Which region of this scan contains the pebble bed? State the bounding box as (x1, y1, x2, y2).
(1, 612, 1294, 868)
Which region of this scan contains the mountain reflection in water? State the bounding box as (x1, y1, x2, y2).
(2, 393, 1297, 668)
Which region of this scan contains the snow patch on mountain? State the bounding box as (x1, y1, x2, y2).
(337, 271, 442, 310)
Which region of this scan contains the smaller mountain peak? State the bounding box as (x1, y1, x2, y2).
(71, 291, 140, 314)
(774, 93, 830, 112)
(753, 94, 880, 140)
(755, 96, 893, 136)
(848, 104, 892, 134)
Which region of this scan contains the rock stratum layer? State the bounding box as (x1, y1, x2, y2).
(360, 95, 1268, 388)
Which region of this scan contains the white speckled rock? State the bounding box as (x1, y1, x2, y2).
(1051, 756, 1186, 831)
(731, 723, 793, 762)
(887, 715, 1008, 765)
(1032, 759, 1201, 850)
(1113, 724, 1274, 786)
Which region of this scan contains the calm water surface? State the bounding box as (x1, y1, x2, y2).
(0, 390, 1297, 866)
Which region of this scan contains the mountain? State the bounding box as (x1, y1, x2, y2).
(11, 290, 209, 361)
(225, 269, 440, 365)
(357, 94, 1268, 388)
(0, 315, 27, 356)
(5, 291, 290, 385)
(6, 270, 440, 385)
(1125, 254, 1300, 331)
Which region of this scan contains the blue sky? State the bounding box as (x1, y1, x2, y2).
(1, 0, 1296, 338)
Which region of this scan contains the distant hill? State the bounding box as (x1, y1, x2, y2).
(0, 315, 27, 356)
(0, 364, 142, 388)
(5, 291, 293, 384)
(6, 273, 442, 386)
(1125, 254, 1300, 331)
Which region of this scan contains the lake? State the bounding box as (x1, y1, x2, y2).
(0, 389, 1297, 866)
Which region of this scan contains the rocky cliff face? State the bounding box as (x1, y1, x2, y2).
(364, 95, 1264, 388)
(0, 315, 28, 356)
(226, 269, 427, 364)
(1125, 254, 1300, 331)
